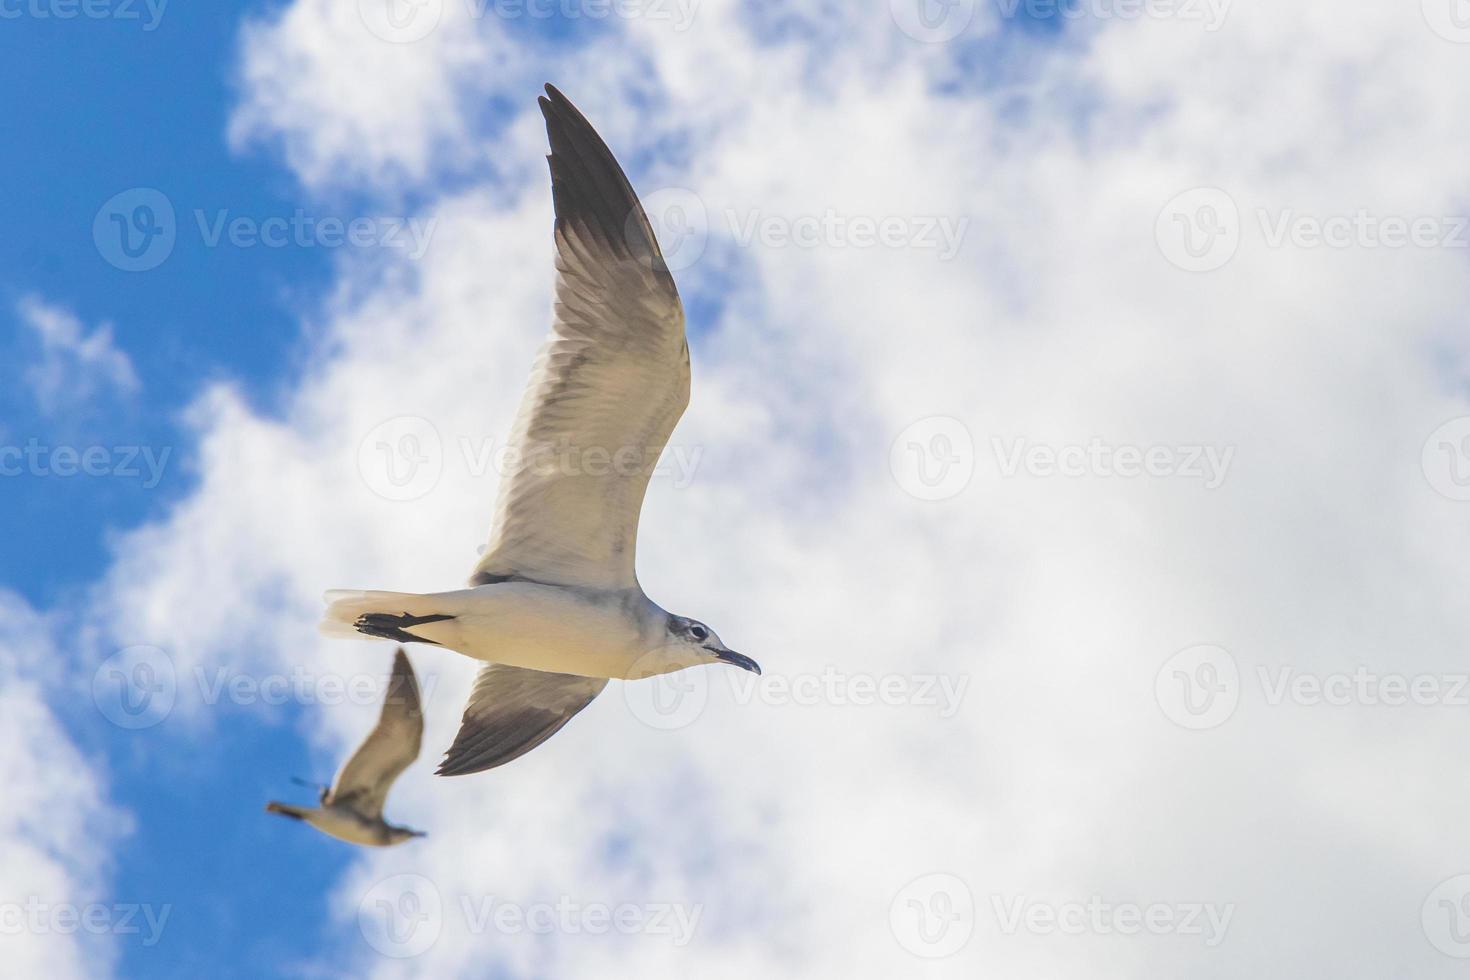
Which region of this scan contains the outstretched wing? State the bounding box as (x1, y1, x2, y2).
(469, 83, 689, 591)
(328, 649, 424, 818)
(437, 663, 606, 777)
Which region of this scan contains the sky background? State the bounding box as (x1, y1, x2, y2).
(3, 0, 1470, 977)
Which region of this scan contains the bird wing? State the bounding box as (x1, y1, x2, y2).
(437, 663, 606, 777)
(468, 83, 689, 591)
(328, 648, 424, 818)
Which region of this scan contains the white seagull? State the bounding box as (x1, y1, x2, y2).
(321, 84, 759, 778)
(265, 648, 427, 846)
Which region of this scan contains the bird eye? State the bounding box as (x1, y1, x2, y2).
(689, 625, 708, 641)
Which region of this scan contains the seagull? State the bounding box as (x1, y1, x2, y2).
(320, 83, 759, 778)
(265, 648, 427, 846)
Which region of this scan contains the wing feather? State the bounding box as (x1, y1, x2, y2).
(437, 663, 606, 777)
(328, 649, 423, 818)
(469, 84, 689, 590)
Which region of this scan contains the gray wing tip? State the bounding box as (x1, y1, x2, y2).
(536, 83, 673, 284)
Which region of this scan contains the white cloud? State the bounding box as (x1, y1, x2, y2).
(230, 0, 528, 192)
(90, 1, 1470, 977)
(0, 592, 129, 979)
(17, 297, 139, 416)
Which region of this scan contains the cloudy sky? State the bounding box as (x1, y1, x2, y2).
(4, 0, 1470, 976)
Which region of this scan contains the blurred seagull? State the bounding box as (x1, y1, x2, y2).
(321, 84, 758, 778)
(265, 648, 426, 846)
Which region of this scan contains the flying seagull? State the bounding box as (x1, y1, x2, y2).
(265, 648, 426, 846)
(321, 83, 759, 778)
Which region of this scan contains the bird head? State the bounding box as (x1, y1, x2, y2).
(655, 614, 760, 675)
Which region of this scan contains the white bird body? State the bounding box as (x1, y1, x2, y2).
(291, 804, 401, 848)
(266, 648, 426, 846)
(319, 85, 759, 780)
(323, 583, 695, 680)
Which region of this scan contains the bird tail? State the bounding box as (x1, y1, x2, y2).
(319, 590, 456, 645)
(265, 801, 309, 821)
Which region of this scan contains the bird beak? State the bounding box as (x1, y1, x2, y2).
(707, 646, 761, 675)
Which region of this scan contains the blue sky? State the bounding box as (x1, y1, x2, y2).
(1, 2, 323, 606)
(1, 6, 366, 977)
(7, 2, 1470, 978)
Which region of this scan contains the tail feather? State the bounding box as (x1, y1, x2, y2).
(319, 590, 455, 644)
(266, 801, 309, 821)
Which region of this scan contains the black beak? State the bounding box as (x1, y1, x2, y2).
(707, 646, 761, 675)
